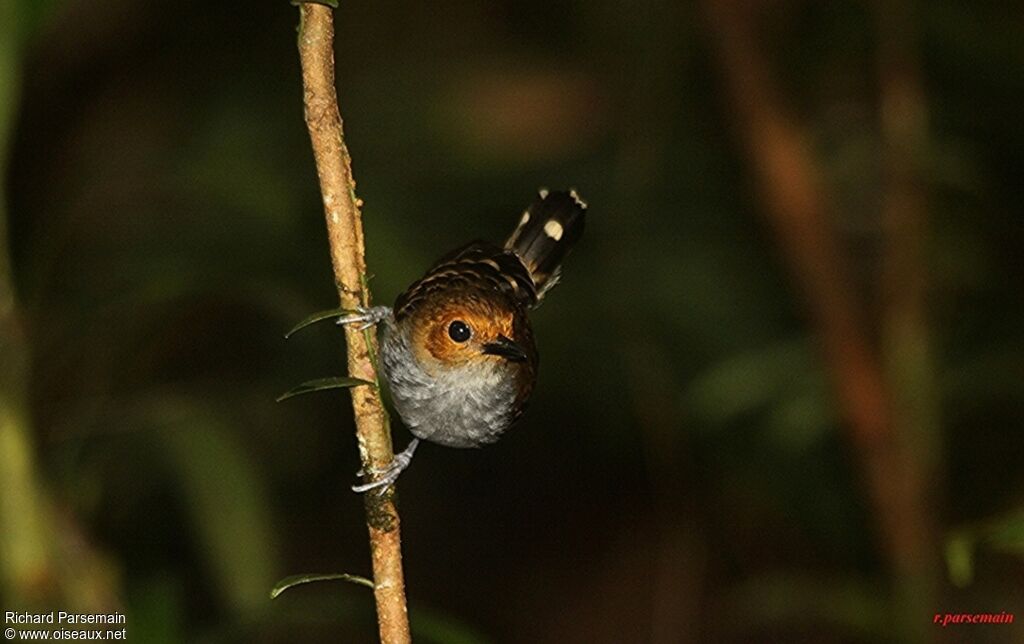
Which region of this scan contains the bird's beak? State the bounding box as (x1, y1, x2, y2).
(482, 335, 528, 363)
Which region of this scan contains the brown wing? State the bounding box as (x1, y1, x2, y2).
(394, 241, 538, 321)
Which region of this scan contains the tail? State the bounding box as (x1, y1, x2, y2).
(504, 189, 587, 301)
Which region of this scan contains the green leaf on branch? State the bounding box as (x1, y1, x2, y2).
(276, 377, 374, 402)
(284, 307, 355, 339)
(270, 572, 374, 599)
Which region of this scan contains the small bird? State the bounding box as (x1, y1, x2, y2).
(340, 189, 586, 492)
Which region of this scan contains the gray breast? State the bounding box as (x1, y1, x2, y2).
(379, 323, 518, 448)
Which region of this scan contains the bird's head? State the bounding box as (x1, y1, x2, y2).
(409, 294, 533, 370)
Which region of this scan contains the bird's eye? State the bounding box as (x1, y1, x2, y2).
(447, 320, 472, 343)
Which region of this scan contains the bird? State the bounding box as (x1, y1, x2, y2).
(339, 189, 586, 493)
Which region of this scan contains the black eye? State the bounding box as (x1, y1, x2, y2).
(448, 320, 472, 343)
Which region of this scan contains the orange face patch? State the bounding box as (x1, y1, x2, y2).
(410, 298, 516, 367)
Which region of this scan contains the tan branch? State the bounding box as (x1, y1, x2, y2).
(296, 5, 411, 643)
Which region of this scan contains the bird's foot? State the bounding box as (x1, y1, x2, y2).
(352, 438, 420, 494)
(337, 305, 392, 331)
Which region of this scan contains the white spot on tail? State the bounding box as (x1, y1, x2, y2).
(544, 220, 564, 241)
(519, 210, 530, 227)
(569, 189, 588, 209)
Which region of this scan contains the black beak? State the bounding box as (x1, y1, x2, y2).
(482, 335, 528, 363)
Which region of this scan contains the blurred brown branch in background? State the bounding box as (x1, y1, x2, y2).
(0, 0, 55, 603)
(0, 2, 120, 612)
(295, 4, 412, 643)
(702, 1, 938, 639)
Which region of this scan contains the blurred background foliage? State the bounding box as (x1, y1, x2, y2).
(1, 0, 1022, 642)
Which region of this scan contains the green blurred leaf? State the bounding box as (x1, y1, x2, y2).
(127, 576, 186, 644)
(944, 531, 975, 587)
(284, 307, 353, 339)
(10, 1, 59, 50)
(276, 377, 374, 402)
(152, 404, 278, 613)
(720, 573, 889, 639)
(270, 573, 373, 599)
(764, 378, 836, 453)
(944, 508, 1024, 587)
(986, 509, 1024, 555)
(684, 339, 817, 426)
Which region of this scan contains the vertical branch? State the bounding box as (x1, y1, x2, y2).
(295, 5, 411, 643)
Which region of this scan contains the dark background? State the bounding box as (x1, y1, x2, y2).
(1, 1, 1022, 642)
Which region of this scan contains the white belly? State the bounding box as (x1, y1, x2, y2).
(380, 324, 518, 448)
